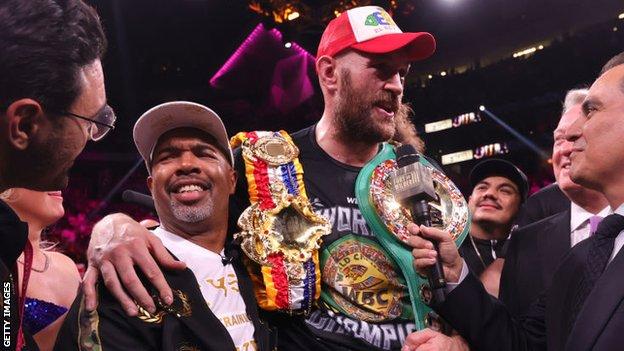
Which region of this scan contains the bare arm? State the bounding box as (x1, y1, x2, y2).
(83, 213, 186, 315)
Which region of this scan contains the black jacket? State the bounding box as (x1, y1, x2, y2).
(433, 235, 624, 351)
(0, 200, 38, 351)
(515, 183, 570, 228)
(499, 210, 571, 317)
(55, 250, 275, 351)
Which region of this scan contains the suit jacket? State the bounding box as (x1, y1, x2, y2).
(515, 183, 570, 228)
(499, 210, 571, 317)
(55, 252, 275, 351)
(433, 235, 624, 351)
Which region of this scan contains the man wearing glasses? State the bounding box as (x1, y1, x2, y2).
(0, 0, 110, 349)
(59, 105, 116, 142)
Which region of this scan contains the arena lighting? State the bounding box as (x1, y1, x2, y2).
(284, 41, 292, 48)
(428, 74, 433, 79)
(513, 47, 537, 58)
(425, 119, 453, 133)
(474, 142, 510, 159)
(618, 13, 624, 20)
(424, 111, 481, 133)
(441, 149, 473, 165)
(479, 105, 485, 111)
(440, 142, 510, 165)
(287, 11, 300, 21)
(209, 23, 314, 87)
(480, 107, 549, 160)
(440, 71, 447, 76)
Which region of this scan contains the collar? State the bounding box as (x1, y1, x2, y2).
(614, 203, 624, 216)
(0, 199, 29, 268)
(570, 202, 610, 232)
(151, 226, 225, 262)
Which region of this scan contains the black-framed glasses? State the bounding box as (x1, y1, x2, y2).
(61, 104, 116, 141)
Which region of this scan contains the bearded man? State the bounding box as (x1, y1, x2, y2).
(81, 6, 436, 351)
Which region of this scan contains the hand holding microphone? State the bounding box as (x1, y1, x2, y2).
(392, 145, 462, 304)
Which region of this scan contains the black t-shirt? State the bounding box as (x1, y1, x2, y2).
(231, 125, 415, 351)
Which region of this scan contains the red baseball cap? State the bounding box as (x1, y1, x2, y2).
(317, 6, 435, 61)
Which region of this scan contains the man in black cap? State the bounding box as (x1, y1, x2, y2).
(458, 159, 527, 279)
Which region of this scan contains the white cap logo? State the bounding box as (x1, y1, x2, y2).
(347, 6, 402, 43)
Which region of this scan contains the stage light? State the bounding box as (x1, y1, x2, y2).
(618, 13, 624, 20)
(614, 27, 619, 32)
(479, 105, 485, 111)
(284, 41, 292, 48)
(538, 45, 544, 50)
(427, 74, 433, 79)
(441, 150, 474, 165)
(287, 11, 300, 21)
(440, 71, 447, 76)
(513, 47, 537, 58)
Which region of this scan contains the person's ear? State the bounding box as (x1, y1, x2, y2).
(147, 176, 154, 195)
(5, 99, 46, 150)
(316, 56, 339, 94)
(228, 167, 237, 195)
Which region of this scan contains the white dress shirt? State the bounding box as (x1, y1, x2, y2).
(570, 203, 610, 247)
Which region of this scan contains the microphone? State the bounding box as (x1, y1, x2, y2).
(122, 190, 155, 210)
(392, 144, 447, 304)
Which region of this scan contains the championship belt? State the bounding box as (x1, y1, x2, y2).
(355, 142, 470, 330)
(231, 131, 331, 314)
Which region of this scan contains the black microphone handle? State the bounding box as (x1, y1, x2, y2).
(412, 199, 447, 304)
(122, 190, 155, 210)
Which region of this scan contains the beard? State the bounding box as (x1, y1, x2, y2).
(334, 69, 399, 144)
(4, 120, 75, 191)
(170, 198, 214, 223)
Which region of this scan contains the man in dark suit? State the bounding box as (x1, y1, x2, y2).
(514, 183, 569, 227)
(499, 88, 610, 316)
(405, 51, 624, 351)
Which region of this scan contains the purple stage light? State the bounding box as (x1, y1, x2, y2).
(209, 23, 315, 88)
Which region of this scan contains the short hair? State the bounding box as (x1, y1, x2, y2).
(600, 51, 624, 76)
(562, 88, 588, 114)
(0, 0, 107, 113)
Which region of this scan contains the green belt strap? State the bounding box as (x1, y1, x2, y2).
(355, 143, 469, 329)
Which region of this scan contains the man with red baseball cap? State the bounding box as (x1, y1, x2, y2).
(317, 6, 435, 60)
(80, 6, 438, 351)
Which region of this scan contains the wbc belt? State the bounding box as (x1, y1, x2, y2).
(231, 131, 331, 314)
(355, 142, 470, 329)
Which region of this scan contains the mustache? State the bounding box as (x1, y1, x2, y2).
(477, 199, 502, 209)
(373, 91, 400, 113)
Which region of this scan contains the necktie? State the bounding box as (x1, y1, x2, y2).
(568, 213, 624, 333)
(589, 215, 603, 236)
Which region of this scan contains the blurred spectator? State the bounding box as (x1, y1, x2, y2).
(2, 189, 81, 351)
(458, 159, 527, 279)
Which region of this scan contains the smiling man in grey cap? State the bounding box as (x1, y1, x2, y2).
(56, 101, 273, 351)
